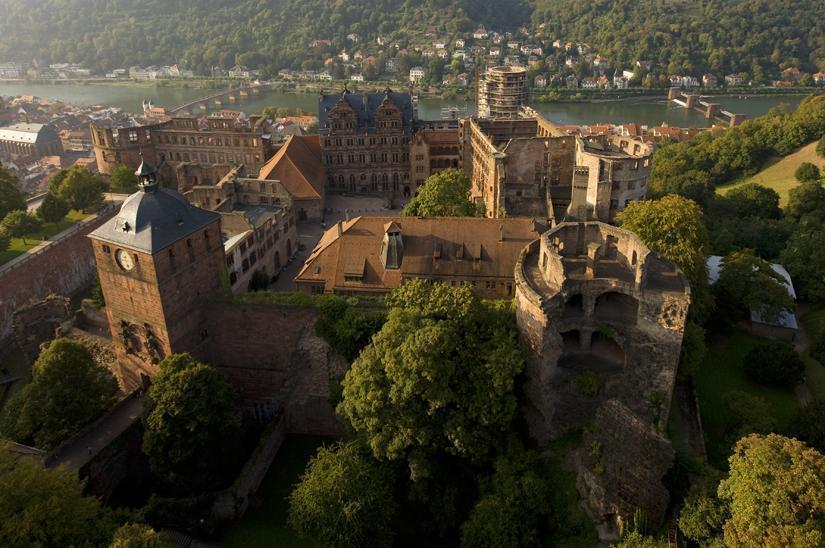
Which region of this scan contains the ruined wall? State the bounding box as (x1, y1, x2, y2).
(205, 301, 346, 437)
(0, 207, 117, 342)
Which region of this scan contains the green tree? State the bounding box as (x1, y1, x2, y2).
(611, 531, 668, 548)
(460, 439, 552, 548)
(817, 135, 825, 158)
(315, 296, 386, 361)
(109, 164, 139, 194)
(785, 180, 825, 226)
(402, 169, 483, 217)
(795, 161, 821, 183)
(36, 192, 70, 223)
(1, 210, 42, 245)
(791, 399, 825, 454)
(678, 487, 727, 546)
(0, 443, 117, 546)
(743, 341, 805, 387)
(142, 353, 241, 489)
(109, 523, 175, 548)
(725, 183, 781, 219)
(617, 195, 711, 318)
(780, 228, 825, 301)
(0, 338, 118, 449)
(724, 390, 778, 441)
(718, 434, 825, 547)
(713, 249, 794, 327)
(288, 441, 396, 548)
(52, 166, 106, 211)
(0, 225, 9, 252)
(337, 280, 523, 479)
(0, 164, 25, 221)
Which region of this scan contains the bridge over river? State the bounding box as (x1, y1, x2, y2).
(668, 87, 748, 126)
(169, 81, 271, 114)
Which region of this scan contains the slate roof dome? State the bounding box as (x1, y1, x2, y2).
(90, 161, 219, 253)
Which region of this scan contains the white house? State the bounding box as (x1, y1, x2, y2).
(409, 66, 425, 83)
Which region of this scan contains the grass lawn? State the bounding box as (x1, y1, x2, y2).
(801, 306, 825, 400)
(694, 331, 800, 468)
(716, 141, 825, 206)
(0, 210, 89, 266)
(218, 434, 328, 548)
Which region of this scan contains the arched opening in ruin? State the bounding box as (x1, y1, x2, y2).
(561, 329, 581, 353)
(286, 239, 293, 257)
(590, 331, 625, 368)
(593, 291, 638, 323)
(274, 251, 281, 271)
(562, 294, 584, 318)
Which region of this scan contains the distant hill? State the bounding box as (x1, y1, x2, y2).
(531, 0, 825, 79)
(0, 0, 531, 73)
(0, 0, 823, 80)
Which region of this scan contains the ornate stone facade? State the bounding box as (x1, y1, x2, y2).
(514, 221, 691, 443)
(319, 89, 414, 200)
(91, 115, 275, 191)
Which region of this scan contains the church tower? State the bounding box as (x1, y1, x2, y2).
(89, 159, 224, 387)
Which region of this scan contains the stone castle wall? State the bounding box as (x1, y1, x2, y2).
(0, 206, 117, 342)
(204, 301, 347, 437)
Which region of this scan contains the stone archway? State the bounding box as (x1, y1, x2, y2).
(594, 291, 638, 323)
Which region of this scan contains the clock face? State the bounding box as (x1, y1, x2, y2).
(116, 249, 135, 271)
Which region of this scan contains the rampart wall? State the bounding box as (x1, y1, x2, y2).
(0, 206, 117, 342)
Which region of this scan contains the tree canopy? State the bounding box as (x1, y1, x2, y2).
(109, 523, 176, 548)
(141, 353, 241, 490)
(402, 169, 483, 218)
(0, 444, 117, 546)
(0, 338, 118, 450)
(109, 164, 140, 195)
(718, 434, 825, 547)
(0, 210, 42, 244)
(795, 162, 821, 183)
(50, 166, 106, 212)
(713, 249, 794, 327)
(288, 440, 397, 548)
(337, 280, 523, 480)
(0, 164, 25, 222)
(617, 195, 711, 318)
(36, 192, 70, 224)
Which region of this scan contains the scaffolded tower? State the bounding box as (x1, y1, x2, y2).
(477, 65, 529, 119)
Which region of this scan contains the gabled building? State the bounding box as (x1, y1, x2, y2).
(318, 88, 415, 199)
(295, 216, 542, 298)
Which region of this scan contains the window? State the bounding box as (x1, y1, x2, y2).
(415, 154, 424, 161)
(242, 259, 250, 272)
(229, 271, 238, 284)
(226, 255, 235, 267)
(101, 244, 110, 253)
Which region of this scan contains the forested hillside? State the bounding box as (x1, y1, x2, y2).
(0, 0, 530, 73)
(0, 0, 823, 79)
(532, 0, 825, 78)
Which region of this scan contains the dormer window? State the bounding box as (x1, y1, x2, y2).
(121, 221, 131, 232)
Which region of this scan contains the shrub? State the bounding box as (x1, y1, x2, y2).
(575, 371, 603, 397)
(790, 399, 825, 453)
(795, 162, 821, 183)
(817, 135, 825, 158)
(725, 390, 778, 440)
(743, 342, 805, 386)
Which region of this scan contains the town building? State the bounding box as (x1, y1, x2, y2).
(0, 123, 63, 161)
(408, 121, 461, 192)
(295, 216, 543, 298)
(188, 166, 297, 292)
(256, 134, 326, 221)
(318, 88, 415, 200)
(477, 65, 529, 119)
(459, 110, 653, 222)
(409, 66, 425, 83)
(91, 114, 276, 191)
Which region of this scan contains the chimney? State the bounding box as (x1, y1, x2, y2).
(498, 223, 504, 242)
(336, 221, 343, 237)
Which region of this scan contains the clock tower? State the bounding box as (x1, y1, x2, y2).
(89, 158, 224, 387)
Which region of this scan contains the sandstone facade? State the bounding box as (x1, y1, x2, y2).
(514, 221, 690, 443)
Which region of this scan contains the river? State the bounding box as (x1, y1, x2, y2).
(0, 81, 806, 127)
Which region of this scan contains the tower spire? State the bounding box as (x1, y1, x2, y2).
(135, 153, 159, 193)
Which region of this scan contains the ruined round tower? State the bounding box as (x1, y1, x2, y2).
(514, 221, 691, 444)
